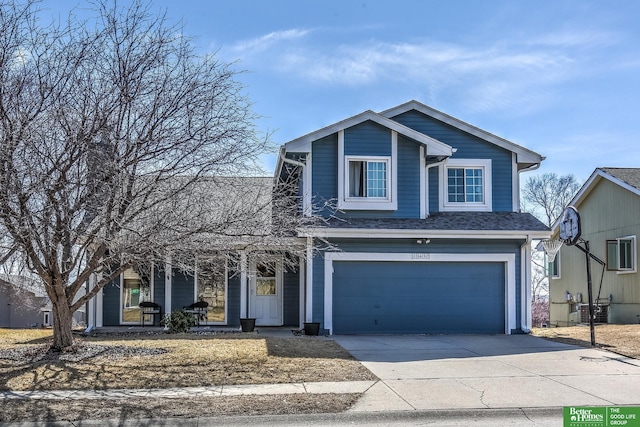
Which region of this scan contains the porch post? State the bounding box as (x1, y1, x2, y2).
(305, 237, 313, 323)
(86, 273, 96, 330)
(240, 250, 247, 318)
(299, 255, 305, 328)
(165, 256, 172, 314)
(95, 272, 103, 328)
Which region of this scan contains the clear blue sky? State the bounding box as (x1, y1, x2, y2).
(42, 0, 640, 181)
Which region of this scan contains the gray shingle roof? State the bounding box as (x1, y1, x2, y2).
(599, 168, 640, 191)
(323, 212, 549, 232)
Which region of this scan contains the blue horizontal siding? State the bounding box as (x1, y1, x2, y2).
(171, 270, 195, 312)
(153, 265, 165, 315)
(344, 121, 391, 156)
(102, 279, 120, 326)
(391, 110, 513, 212)
(283, 267, 300, 326)
(311, 134, 338, 216)
(227, 273, 240, 326)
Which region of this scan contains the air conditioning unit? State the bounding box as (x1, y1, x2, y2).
(580, 304, 608, 323)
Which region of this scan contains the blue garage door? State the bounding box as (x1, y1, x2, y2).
(332, 261, 505, 334)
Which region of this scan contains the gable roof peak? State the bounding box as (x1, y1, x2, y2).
(283, 108, 453, 157)
(551, 167, 640, 233)
(380, 100, 544, 166)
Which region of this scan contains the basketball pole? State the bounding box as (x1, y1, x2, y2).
(571, 239, 605, 347)
(584, 240, 596, 347)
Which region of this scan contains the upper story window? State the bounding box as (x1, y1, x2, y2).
(338, 130, 397, 211)
(607, 235, 636, 273)
(348, 157, 389, 199)
(439, 159, 492, 211)
(447, 167, 483, 203)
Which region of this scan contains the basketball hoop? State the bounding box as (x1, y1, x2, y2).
(542, 239, 563, 263)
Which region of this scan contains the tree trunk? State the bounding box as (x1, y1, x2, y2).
(51, 295, 74, 350)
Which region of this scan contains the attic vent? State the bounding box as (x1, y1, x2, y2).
(580, 304, 609, 324)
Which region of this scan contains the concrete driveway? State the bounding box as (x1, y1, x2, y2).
(333, 334, 640, 411)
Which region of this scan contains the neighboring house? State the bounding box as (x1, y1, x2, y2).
(548, 168, 640, 326)
(89, 100, 550, 334)
(0, 275, 46, 328)
(0, 274, 86, 328)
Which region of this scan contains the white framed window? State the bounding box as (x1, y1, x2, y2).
(607, 235, 636, 273)
(337, 130, 398, 211)
(120, 263, 153, 325)
(439, 159, 492, 211)
(195, 256, 228, 324)
(544, 252, 561, 279)
(346, 156, 390, 199)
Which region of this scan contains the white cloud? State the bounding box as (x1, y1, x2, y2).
(232, 29, 310, 53)
(228, 25, 627, 115)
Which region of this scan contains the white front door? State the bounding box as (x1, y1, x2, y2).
(249, 258, 283, 326)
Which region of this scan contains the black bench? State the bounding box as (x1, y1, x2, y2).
(183, 301, 209, 326)
(139, 301, 162, 327)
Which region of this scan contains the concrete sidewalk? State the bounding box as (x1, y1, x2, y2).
(0, 381, 375, 401)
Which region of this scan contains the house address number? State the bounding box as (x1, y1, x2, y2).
(411, 253, 430, 260)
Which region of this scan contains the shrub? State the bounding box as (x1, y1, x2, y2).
(161, 310, 196, 334)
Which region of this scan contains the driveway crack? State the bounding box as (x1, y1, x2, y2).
(456, 379, 490, 408)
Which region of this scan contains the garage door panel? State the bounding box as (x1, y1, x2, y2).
(332, 261, 505, 334)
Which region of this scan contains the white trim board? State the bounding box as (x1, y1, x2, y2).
(323, 252, 517, 335)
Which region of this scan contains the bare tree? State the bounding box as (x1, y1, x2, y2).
(521, 172, 582, 227)
(521, 172, 581, 327)
(0, 0, 298, 349)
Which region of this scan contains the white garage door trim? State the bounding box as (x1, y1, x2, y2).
(324, 252, 516, 335)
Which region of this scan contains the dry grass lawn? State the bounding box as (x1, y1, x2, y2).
(531, 324, 640, 359)
(0, 329, 376, 422)
(0, 329, 376, 392)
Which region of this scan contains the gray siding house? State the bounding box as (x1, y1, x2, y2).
(549, 168, 640, 326)
(0, 275, 46, 328)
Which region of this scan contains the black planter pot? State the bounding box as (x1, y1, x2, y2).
(240, 318, 256, 332)
(303, 322, 320, 336)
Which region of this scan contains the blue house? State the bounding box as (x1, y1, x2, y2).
(88, 101, 550, 335)
(275, 100, 550, 335)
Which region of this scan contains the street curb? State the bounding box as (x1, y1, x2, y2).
(0, 407, 564, 426)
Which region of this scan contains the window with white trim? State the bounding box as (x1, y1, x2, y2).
(544, 252, 560, 279)
(439, 159, 492, 211)
(606, 235, 636, 273)
(196, 256, 228, 324)
(347, 158, 389, 199)
(340, 154, 396, 210)
(447, 167, 483, 203)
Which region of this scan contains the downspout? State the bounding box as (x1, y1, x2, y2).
(278, 148, 311, 324)
(517, 160, 542, 333)
(520, 235, 532, 333)
(425, 155, 452, 216)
